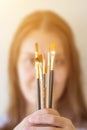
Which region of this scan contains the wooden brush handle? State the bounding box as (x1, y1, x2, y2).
(37, 78, 41, 110)
(49, 70, 54, 108)
(41, 87, 46, 108)
(41, 74, 46, 108)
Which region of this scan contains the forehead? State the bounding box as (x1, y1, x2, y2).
(20, 30, 65, 55)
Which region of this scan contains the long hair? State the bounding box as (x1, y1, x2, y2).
(8, 10, 87, 127)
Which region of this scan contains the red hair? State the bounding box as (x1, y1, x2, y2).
(8, 10, 87, 128)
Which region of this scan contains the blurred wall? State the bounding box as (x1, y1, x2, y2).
(0, 0, 87, 116)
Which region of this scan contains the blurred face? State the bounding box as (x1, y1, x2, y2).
(17, 30, 69, 108)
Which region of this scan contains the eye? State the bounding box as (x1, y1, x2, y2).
(26, 57, 35, 65)
(23, 57, 35, 66)
(30, 57, 35, 65)
(55, 59, 66, 66)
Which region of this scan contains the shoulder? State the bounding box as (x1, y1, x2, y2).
(0, 114, 10, 129)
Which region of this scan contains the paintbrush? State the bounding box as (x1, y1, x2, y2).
(49, 43, 56, 108)
(42, 54, 47, 108)
(35, 43, 41, 110)
(38, 54, 43, 109)
(47, 46, 51, 108)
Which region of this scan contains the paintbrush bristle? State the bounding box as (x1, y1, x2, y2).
(35, 43, 38, 52)
(50, 43, 56, 51)
(48, 46, 50, 52)
(39, 54, 42, 62)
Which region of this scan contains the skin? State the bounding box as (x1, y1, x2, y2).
(14, 30, 76, 129)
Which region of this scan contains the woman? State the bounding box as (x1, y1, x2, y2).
(0, 10, 87, 130)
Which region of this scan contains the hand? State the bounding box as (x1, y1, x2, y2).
(13, 108, 76, 130)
